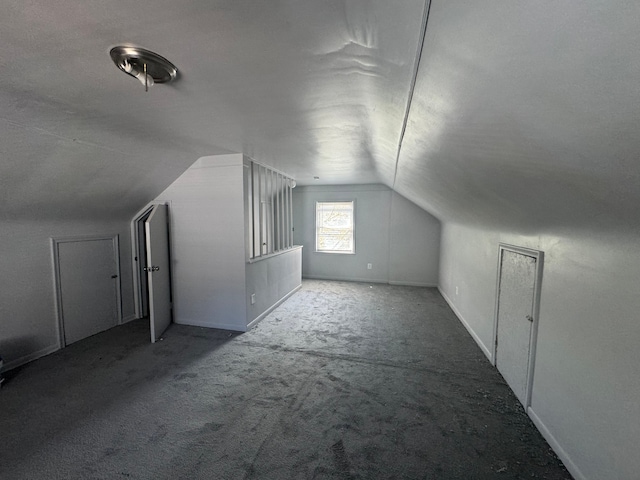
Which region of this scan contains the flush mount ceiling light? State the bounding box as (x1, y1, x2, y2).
(110, 46, 178, 92)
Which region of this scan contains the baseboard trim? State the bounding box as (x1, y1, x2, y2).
(247, 284, 302, 330)
(302, 276, 437, 288)
(303, 275, 389, 284)
(2, 344, 60, 372)
(388, 280, 438, 287)
(528, 407, 587, 480)
(438, 286, 493, 362)
(121, 314, 137, 324)
(174, 319, 246, 332)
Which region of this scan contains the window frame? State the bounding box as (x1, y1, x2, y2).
(315, 200, 356, 255)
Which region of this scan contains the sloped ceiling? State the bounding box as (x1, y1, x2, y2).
(395, 1, 640, 234)
(1, 0, 639, 233)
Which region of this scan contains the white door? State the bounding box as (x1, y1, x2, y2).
(495, 248, 539, 407)
(145, 204, 172, 343)
(56, 237, 120, 345)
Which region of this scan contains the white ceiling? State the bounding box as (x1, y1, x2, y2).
(1, 0, 639, 233)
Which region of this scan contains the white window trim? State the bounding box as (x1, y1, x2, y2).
(315, 200, 356, 255)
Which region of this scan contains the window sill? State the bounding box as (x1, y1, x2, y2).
(314, 250, 356, 255)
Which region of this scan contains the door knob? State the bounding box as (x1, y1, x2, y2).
(111, 274, 118, 279)
(526, 315, 534, 322)
(151, 266, 160, 272)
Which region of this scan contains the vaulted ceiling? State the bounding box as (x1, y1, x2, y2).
(1, 1, 639, 233)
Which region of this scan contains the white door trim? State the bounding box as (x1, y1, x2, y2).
(130, 201, 174, 321)
(51, 234, 122, 348)
(130, 204, 156, 319)
(492, 243, 544, 408)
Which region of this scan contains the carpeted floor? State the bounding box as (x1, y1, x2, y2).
(0, 280, 571, 479)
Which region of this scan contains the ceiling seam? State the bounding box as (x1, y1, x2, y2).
(386, 0, 433, 278)
(391, 0, 433, 191)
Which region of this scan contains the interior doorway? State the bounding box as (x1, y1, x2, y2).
(134, 206, 154, 318)
(132, 203, 173, 342)
(493, 244, 544, 408)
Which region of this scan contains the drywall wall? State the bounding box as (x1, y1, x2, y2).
(0, 219, 134, 371)
(153, 154, 247, 331)
(293, 185, 440, 286)
(439, 223, 640, 480)
(389, 192, 441, 286)
(245, 247, 302, 327)
(153, 153, 302, 332)
(293, 185, 391, 282)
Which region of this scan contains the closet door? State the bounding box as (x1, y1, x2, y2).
(55, 236, 120, 345)
(494, 245, 543, 407)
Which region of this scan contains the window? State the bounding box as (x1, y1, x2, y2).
(315, 201, 355, 254)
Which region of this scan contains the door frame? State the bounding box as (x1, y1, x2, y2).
(131, 204, 156, 319)
(492, 243, 544, 408)
(51, 234, 122, 349)
(130, 202, 173, 320)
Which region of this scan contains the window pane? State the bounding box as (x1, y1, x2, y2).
(316, 202, 354, 253)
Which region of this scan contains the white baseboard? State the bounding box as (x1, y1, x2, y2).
(389, 280, 438, 287)
(438, 287, 586, 478)
(437, 286, 493, 362)
(303, 275, 389, 284)
(303, 275, 437, 288)
(121, 314, 137, 324)
(2, 344, 60, 372)
(174, 318, 246, 332)
(528, 407, 587, 480)
(247, 284, 302, 330)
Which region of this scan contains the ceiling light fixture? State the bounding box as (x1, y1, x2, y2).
(110, 46, 178, 92)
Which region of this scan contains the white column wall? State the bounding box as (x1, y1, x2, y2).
(154, 154, 247, 331)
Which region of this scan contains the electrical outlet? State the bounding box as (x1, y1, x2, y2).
(250, 293, 256, 305)
(455, 286, 459, 295)
(367, 263, 372, 270)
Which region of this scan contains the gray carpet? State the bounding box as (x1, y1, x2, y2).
(0, 280, 571, 479)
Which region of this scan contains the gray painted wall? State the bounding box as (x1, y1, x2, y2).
(293, 185, 440, 286)
(439, 223, 640, 480)
(0, 219, 135, 370)
(154, 154, 248, 331)
(154, 154, 301, 332)
(245, 247, 302, 327)
(389, 192, 441, 286)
